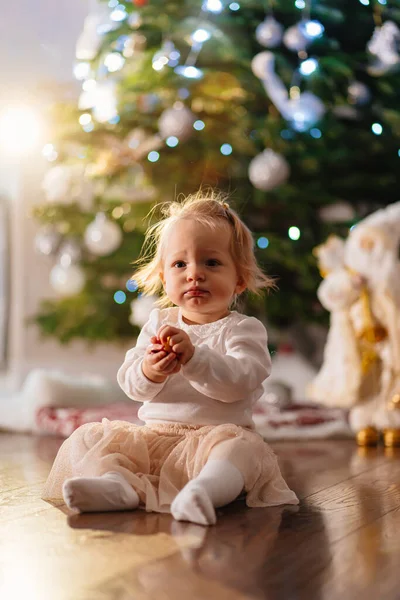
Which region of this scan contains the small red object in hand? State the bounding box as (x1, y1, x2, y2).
(151, 337, 173, 354)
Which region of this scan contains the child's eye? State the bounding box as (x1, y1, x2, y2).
(173, 261, 186, 268)
(206, 259, 221, 267)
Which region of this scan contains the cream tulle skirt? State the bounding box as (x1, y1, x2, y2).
(42, 420, 298, 512)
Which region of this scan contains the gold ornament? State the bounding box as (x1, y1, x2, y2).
(388, 393, 400, 410)
(383, 428, 400, 447)
(356, 426, 380, 446)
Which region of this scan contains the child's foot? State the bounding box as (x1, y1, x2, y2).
(62, 471, 139, 513)
(171, 481, 217, 526)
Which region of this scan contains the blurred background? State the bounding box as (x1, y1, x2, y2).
(1, 0, 399, 418)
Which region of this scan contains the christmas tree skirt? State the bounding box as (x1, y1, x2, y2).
(34, 401, 351, 440)
(0, 369, 352, 440)
(253, 402, 352, 440)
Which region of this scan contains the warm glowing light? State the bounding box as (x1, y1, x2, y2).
(0, 105, 44, 155)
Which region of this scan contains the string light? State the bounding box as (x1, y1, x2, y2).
(202, 0, 224, 13)
(73, 62, 90, 80)
(220, 143, 232, 155)
(257, 237, 269, 249)
(192, 29, 211, 43)
(288, 226, 301, 240)
(281, 129, 294, 140)
(148, 151, 160, 162)
(372, 123, 383, 135)
(299, 58, 318, 75)
(174, 66, 204, 79)
(104, 53, 125, 72)
(79, 113, 92, 126)
(110, 6, 127, 21)
(359, 0, 369, 5)
(42, 143, 58, 161)
(310, 128, 322, 138)
(114, 291, 127, 304)
(302, 20, 324, 38)
(229, 2, 240, 10)
(126, 280, 139, 292)
(194, 120, 205, 130)
(295, 0, 306, 7)
(166, 136, 179, 147)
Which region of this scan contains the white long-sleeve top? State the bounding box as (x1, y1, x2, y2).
(117, 307, 272, 428)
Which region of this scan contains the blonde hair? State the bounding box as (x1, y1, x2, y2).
(133, 189, 274, 307)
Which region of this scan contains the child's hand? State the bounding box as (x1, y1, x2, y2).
(142, 336, 181, 383)
(158, 325, 195, 365)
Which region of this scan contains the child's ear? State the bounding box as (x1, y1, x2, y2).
(235, 276, 246, 295)
(159, 272, 165, 287)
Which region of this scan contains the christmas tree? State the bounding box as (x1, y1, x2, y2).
(33, 0, 400, 344)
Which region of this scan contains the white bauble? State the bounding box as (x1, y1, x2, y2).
(34, 227, 61, 256)
(283, 24, 310, 52)
(42, 165, 77, 204)
(158, 104, 195, 141)
(84, 213, 122, 256)
(256, 16, 283, 48)
(248, 149, 290, 191)
(319, 202, 355, 223)
(58, 239, 82, 266)
(347, 81, 371, 106)
(262, 381, 293, 409)
(286, 92, 325, 131)
(129, 295, 159, 328)
(50, 264, 85, 297)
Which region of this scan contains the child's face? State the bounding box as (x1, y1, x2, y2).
(160, 219, 245, 322)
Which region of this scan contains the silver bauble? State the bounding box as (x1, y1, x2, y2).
(347, 81, 371, 106)
(34, 227, 61, 256)
(58, 239, 82, 266)
(287, 92, 325, 131)
(158, 104, 195, 141)
(319, 202, 356, 223)
(248, 149, 290, 191)
(84, 213, 122, 256)
(283, 24, 310, 52)
(263, 381, 293, 410)
(255, 16, 283, 48)
(50, 264, 85, 297)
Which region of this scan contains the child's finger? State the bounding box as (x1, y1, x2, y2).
(172, 341, 185, 354)
(156, 352, 177, 370)
(168, 334, 182, 347)
(149, 343, 164, 354)
(158, 325, 180, 342)
(162, 358, 180, 374)
(147, 350, 166, 364)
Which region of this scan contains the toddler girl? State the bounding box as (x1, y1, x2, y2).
(43, 191, 298, 525)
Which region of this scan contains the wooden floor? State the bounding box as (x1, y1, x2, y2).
(1, 433, 400, 600)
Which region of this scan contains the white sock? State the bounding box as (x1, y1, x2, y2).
(171, 459, 244, 526)
(62, 471, 139, 513)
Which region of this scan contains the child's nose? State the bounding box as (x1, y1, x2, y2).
(187, 265, 205, 281)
